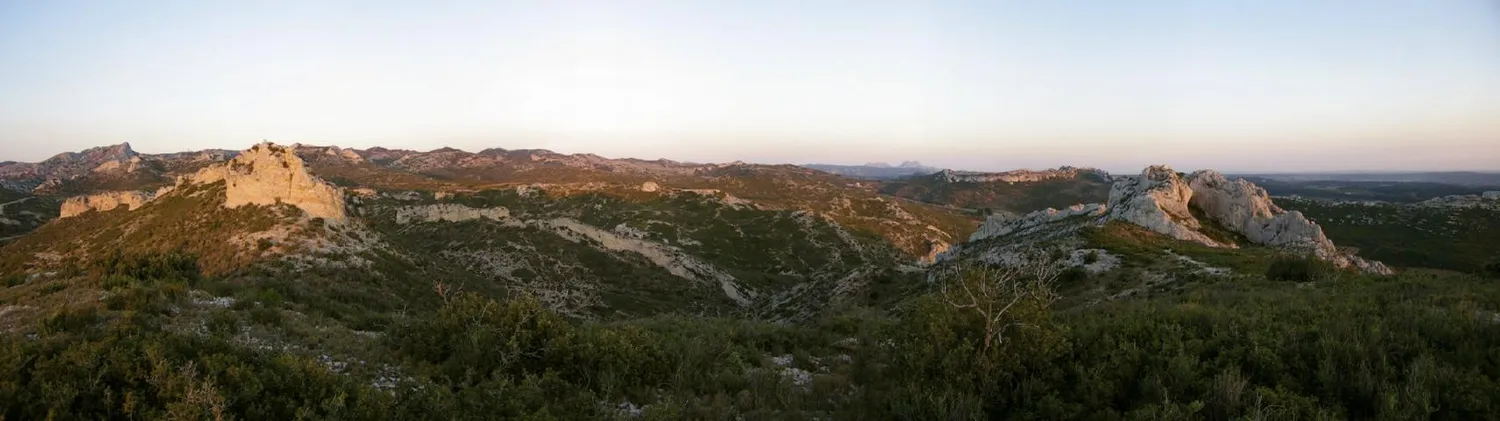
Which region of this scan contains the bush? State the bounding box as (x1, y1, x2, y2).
(1265, 254, 1335, 282)
(1485, 258, 1500, 278)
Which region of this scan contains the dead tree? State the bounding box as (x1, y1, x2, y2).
(940, 257, 1061, 353)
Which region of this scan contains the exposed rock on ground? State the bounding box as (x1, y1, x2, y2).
(970, 204, 1106, 242)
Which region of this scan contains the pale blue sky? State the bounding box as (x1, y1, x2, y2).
(1, 0, 1497, 172)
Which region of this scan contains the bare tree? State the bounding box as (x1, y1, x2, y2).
(940, 256, 1061, 353)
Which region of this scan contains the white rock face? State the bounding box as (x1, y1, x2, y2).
(640, 181, 660, 192)
(59, 191, 155, 218)
(1108, 166, 1389, 274)
(960, 165, 1391, 274)
(395, 204, 509, 224)
(187, 142, 347, 222)
(1484, 191, 1500, 200)
(1106, 166, 1227, 247)
(969, 203, 1106, 242)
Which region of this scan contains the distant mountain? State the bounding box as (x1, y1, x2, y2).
(801, 161, 941, 179)
(1233, 171, 1500, 187)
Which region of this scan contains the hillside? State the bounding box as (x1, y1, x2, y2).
(1, 143, 1497, 419)
(879, 167, 1113, 214)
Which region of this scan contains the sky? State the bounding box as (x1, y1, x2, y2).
(1, 0, 1498, 173)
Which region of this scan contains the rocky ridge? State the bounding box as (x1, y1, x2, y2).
(935, 166, 1111, 184)
(965, 165, 1391, 273)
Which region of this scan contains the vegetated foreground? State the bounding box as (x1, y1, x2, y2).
(1, 142, 1499, 420)
(3, 252, 1498, 420)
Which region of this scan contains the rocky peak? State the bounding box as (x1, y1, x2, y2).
(187, 142, 348, 222)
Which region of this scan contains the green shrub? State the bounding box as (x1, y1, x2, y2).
(1265, 254, 1335, 282)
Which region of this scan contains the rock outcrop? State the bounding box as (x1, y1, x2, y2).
(187, 143, 348, 222)
(969, 204, 1106, 242)
(59, 191, 155, 218)
(1106, 166, 1227, 247)
(395, 204, 509, 224)
(960, 165, 1391, 274)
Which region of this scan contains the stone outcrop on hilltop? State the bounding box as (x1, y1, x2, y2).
(1184, 170, 1389, 273)
(59, 190, 155, 218)
(189, 143, 348, 222)
(961, 165, 1392, 274)
(1106, 166, 1227, 247)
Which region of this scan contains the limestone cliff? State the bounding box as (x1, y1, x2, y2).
(58, 191, 155, 218)
(188, 143, 348, 222)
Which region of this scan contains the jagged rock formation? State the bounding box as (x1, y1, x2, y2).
(970, 204, 1106, 242)
(1107, 166, 1226, 247)
(395, 204, 509, 224)
(58, 190, 155, 218)
(960, 165, 1391, 274)
(188, 143, 348, 222)
(1184, 170, 1390, 273)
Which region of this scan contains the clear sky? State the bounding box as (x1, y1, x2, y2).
(1, 0, 1497, 172)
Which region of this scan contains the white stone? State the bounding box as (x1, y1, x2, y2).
(640, 181, 660, 192)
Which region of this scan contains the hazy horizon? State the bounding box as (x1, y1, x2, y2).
(3, 1, 1498, 172)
